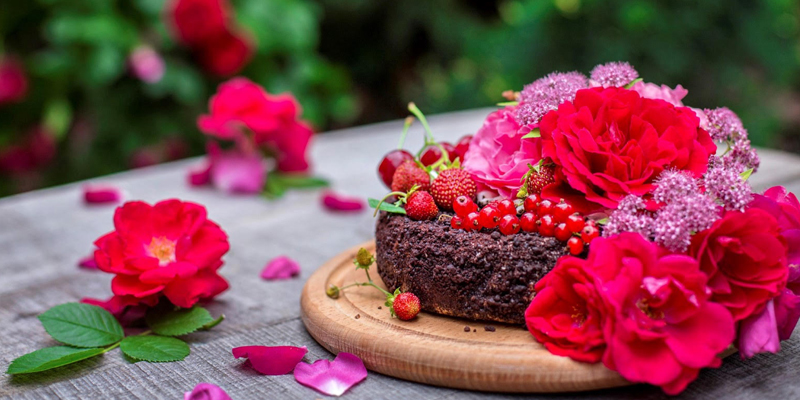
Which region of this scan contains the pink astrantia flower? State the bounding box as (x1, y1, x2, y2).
(294, 352, 367, 397)
(462, 107, 543, 198)
(83, 184, 125, 204)
(589, 61, 639, 88)
(261, 256, 301, 280)
(184, 383, 231, 400)
(78, 254, 99, 270)
(232, 345, 308, 375)
(516, 72, 588, 126)
(321, 191, 365, 212)
(129, 46, 165, 84)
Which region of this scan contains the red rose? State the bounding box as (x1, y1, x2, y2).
(168, 0, 229, 46)
(198, 78, 313, 172)
(0, 57, 28, 105)
(596, 233, 734, 395)
(0, 125, 56, 174)
(196, 30, 254, 77)
(689, 208, 788, 321)
(525, 254, 607, 363)
(90, 200, 230, 309)
(539, 87, 716, 212)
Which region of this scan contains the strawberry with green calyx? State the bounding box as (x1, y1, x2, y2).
(372, 185, 438, 221)
(391, 160, 431, 193)
(521, 160, 556, 195)
(327, 248, 421, 321)
(430, 167, 477, 211)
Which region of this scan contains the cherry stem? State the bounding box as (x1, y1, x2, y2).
(398, 117, 414, 150)
(373, 191, 406, 217)
(408, 102, 435, 144)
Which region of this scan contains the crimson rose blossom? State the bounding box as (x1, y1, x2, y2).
(198, 78, 313, 172)
(89, 200, 230, 310)
(689, 208, 788, 322)
(169, 0, 229, 46)
(539, 87, 716, 212)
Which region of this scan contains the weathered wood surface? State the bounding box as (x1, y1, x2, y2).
(1, 108, 800, 399)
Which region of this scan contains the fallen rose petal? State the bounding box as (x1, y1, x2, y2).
(188, 160, 212, 186)
(77, 254, 98, 270)
(83, 184, 124, 204)
(232, 345, 307, 375)
(185, 382, 231, 400)
(261, 256, 301, 280)
(210, 150, 266, 194)
(294, 352, 367, 397)
(321, 191, 365, 212)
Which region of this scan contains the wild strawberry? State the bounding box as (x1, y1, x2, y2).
(567, 237, 585, 256)
(392, 292, 421, 321)
(539, 215, 556, 237)
(525, 163, 556, 194)
(554, 223, 571, 242)
(479, 206, 500, 229)
(453, 195, 477, 217)
(581, 222, 600, 244)
(378, 150, 414, 188)
(520, 212, 537, 232)
(497, 199, 516, 216)
(523, 194, 541, 213)
(538, 199, 555, 216)
(566, 214, 585, 233)
(499, 214, 520, 235)
(553, 199, 574, 223)
(405, 191, 438, 221)
(430, 168, 477, 211)
(465, 211, 481, 231)
(451, 215, 464, 230)
(391, 160, 430, 193)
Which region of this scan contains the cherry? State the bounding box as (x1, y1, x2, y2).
(451, 215, 464, 230)
(378, 149, 414, 188)
(453, 135, 473, 161)
(539, 215, 556, 237)
(567, 237, 585, 256)
(538, 199, 555, 216)
(420, 142, 457, 166)
(554, 223, 572, 242)
(479, 206, 501, 229)
(566, 214, 585, 233)
(453, 195, 477, 217)
(581, 222, 600, 244)
(497, 199, 517, 216)
(520, 212, 538, 232)
(553, 199, 574, 223)
(524, 194, 541, 213)
(465, 212, 481, 232)
(499, 214, 520, 235)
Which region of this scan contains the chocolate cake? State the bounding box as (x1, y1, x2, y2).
(375, 212, 568, 324)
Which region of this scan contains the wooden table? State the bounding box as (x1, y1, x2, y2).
(2, 109, 800, 399)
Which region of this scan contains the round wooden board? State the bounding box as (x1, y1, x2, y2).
(300, 241, 631, 393)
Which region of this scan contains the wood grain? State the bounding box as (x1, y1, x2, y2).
(301, 241, 631, 393)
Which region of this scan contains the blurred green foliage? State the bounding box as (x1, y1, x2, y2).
(1, 0, 799, 196)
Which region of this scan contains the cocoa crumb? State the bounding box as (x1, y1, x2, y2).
(484, 325, 496, 332)
(355, 314, 360, 319)
(464, 326, 471, 332)
(377, 306, 382, 309)
(473, 329, 477, 332)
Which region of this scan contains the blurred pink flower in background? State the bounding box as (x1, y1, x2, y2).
(0, 57, 28, 105)
(0, 125, 56, 175)
(129, 46, 166, 83)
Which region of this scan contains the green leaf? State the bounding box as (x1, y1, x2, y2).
(145, 306, 215, 337)
(120, 336, 189, 362)
(740, 168, 754, 181)
(624, 78, 644, 89)
(6, 346, 105, 375)
(38, 303, 124, 348)
(263, 177, 287, 199)
(521, 128, 541, 139)
(271, 173, 329, 189)
(497, 101, 519, 106)
(368, 198, 407, 215)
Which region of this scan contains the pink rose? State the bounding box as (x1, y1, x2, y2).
(198, 78, 313, 172)
(129, 46, 165, 83)
(462, 107, 542, 198)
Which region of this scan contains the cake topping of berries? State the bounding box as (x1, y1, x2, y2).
(405, 191, 439, 221)
(523, 161, 556, 195)
(431, 168, 477, 211)
(391, 160, 431, 193)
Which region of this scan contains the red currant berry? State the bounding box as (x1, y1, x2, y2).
(465, 212, 481, 232)
(539, 215, 556, 237)
(499, 214, 520, 235)
(451, 215, 464, 230)
(566, 214, 585, 233)
(567, 237, 585, 255)
(538, 199, 555, 216)
(523, 194, 541, 212)
(554, 223, 572, 242)
(453, 195, 477, 217)
(498, 199, 516, 216)
(378, 149, 414, 188)
(581, 223, 600, 243)
(553, 199, 574, 223)
(520, 212, 537, 232)
(479, 207, 501, 229)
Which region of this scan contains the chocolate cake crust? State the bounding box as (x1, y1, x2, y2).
(375, 212, 566, 324)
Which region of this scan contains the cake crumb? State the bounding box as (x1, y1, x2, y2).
(473, 329, 477, 332)
(463, 326, 471, 332)
(377, 306, 382, 309)
(355, 314, 361, 319)
(484, 325, 496, 332)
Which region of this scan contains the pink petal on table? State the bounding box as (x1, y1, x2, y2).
(83, 184, 124, 204)
(77, 254, 98, 270)
(188, 160, 212, 186)
(294, 352, 368, 397)
(261, 256, 301, 280)
(184, 382, 231, 400)
(321, 191, 365, 212)
(232, 345, 308, 375)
